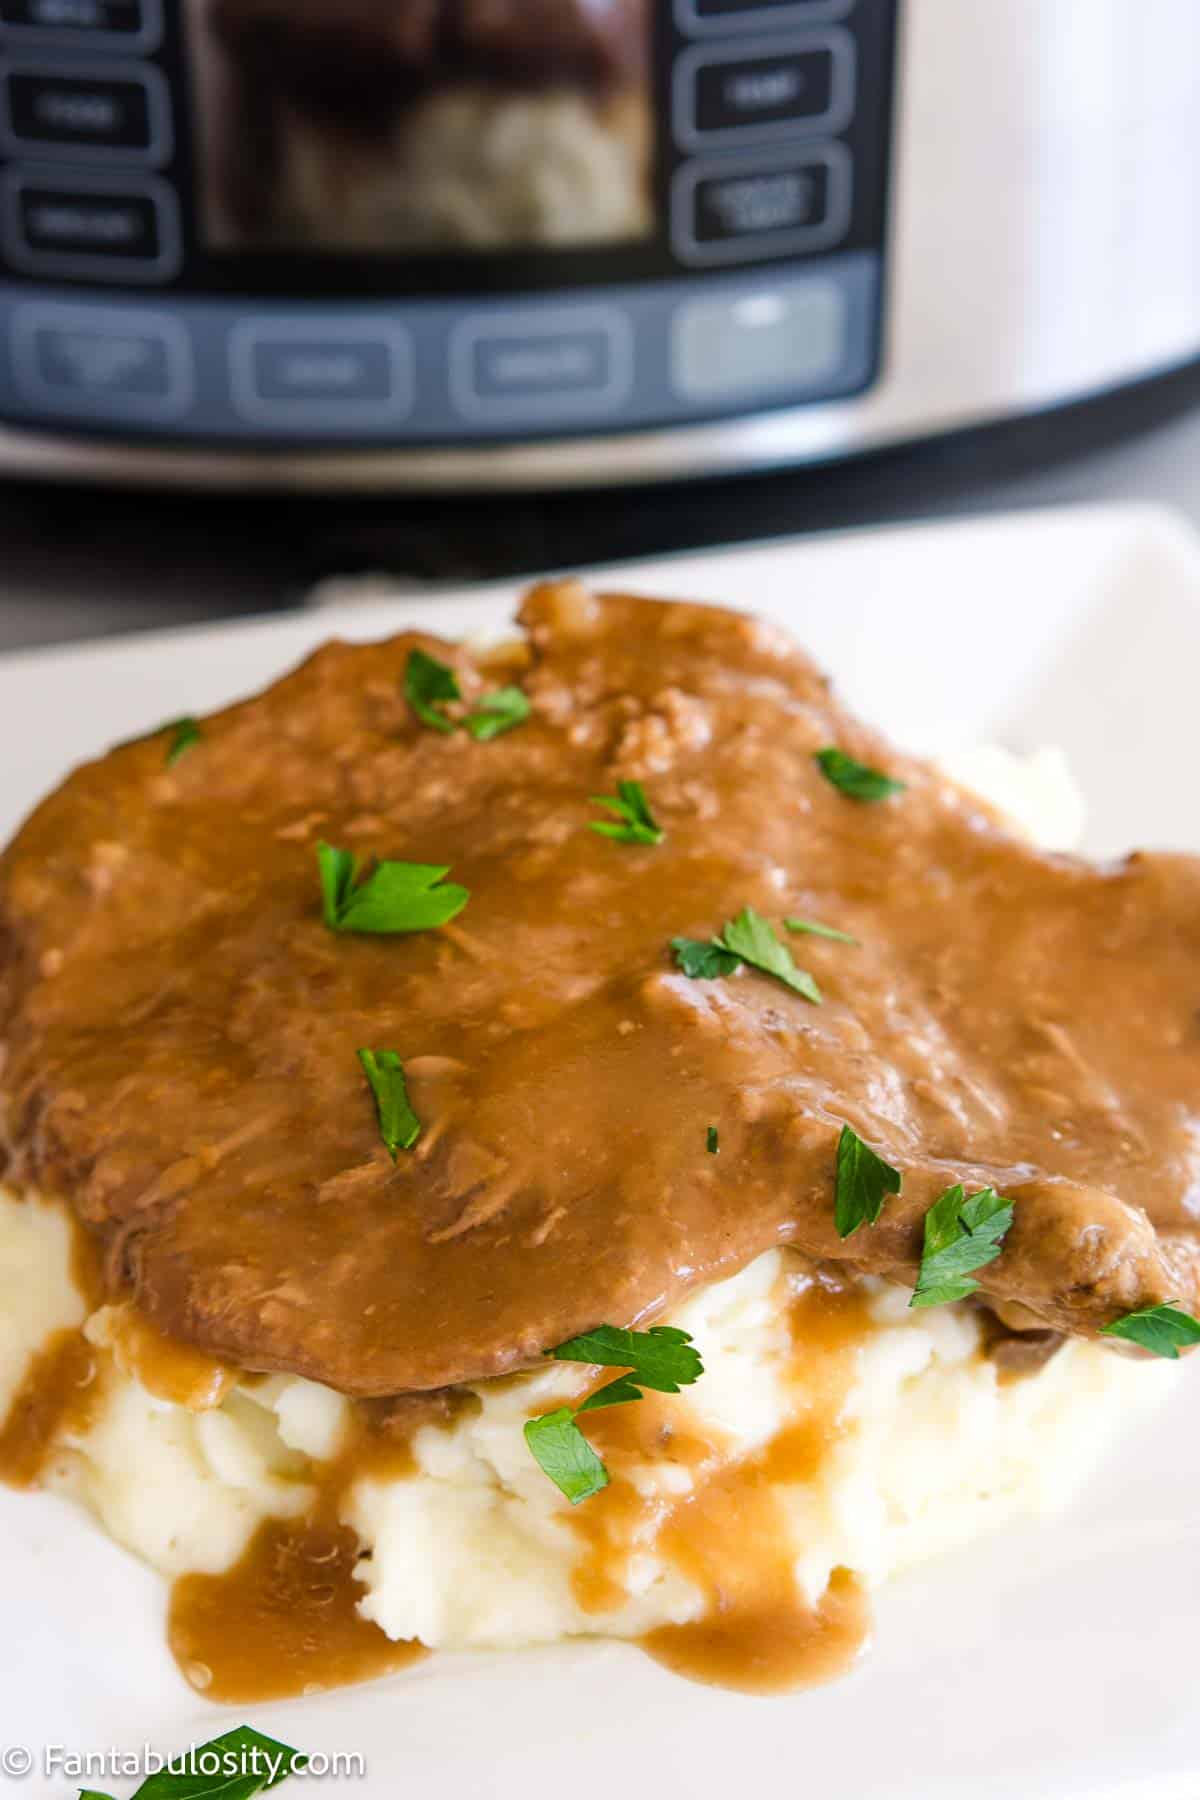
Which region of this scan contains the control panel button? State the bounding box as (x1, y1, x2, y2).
(671, 280, 846, 401)
(677, 0, 853, 33)
(673, 143, 851, 265)
(1, 62, 171, 162)
(0, 0, 161, 51)
(2, 170, 180, 279)
(229, 318, 413, 428)
(450, 306, 633, 423)
(675, 30, 855, 150)
(11, 299, 193, 418)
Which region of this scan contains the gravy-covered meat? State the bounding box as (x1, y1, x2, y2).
(2, 586, 1199, 1396)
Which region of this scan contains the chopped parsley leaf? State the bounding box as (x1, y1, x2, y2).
(589, 780, 664, 846)
(523, 1408, 610, 1506)
(672, 908, 822, 1002)
(672, 937, 742, 980)
(357, 1049, 421, 1159)
(672, 914, 820, 1000)
(707, 1125, 720, 1155)
(910, 1184, 1013, 1309)
(165, 717, 202, 767)
(405, 647, 462, 734)
(785, 917, 859, 946)
(720, 906, 822, 1003)
(525, 1324, 704, 1503)
(405, 647, 531, 742)
(465, 686, 531, 742)
(835, 1124, 902, 1238)
(1101, 1302, 1200, 1359)
(318, 842, 468, 934)
(553, 1324, 703, 1403)
(815, 747, 906, 803)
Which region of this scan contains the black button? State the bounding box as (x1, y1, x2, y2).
(701, 154, 827, 238)
(690, 0, 848, 18)
(20, 182, 156, 255)
(4, 68, 156, 154)
(4, 172, 178, 277)
(677, 32, 855, 149)
(672, 144, 851, 265)
(698, 47, 832, 133)
(0, 0, 155, 42)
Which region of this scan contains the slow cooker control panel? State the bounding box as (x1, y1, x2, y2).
(0, 0, 898, 447)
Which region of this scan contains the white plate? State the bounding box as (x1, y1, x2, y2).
(2, 502, 1200, 1800)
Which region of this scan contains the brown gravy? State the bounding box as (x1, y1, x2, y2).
(0, 1327, 101, 1489)
(644, 1569, 869, 1696)
(105, 1305, 235, 1412)
(169, 1515, 427, 1705)
(571, 1269, 875, 1692)
(168, 1404, 429, 1703)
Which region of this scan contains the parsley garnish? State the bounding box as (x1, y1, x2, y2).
(405, 647, 531, 742)
(318, 842, 468, 934)
(524, 1325, 704, 1504)
(815, 747, 906, 803)
(465, 687, 531, 741)
(589, 780, 664, 846)
(835, 1124, 901, 1238)
(707, 1125, 720, 1155)
(523, 1408, 610, 1505)
(910, 1184, 1013, 1308)
(165, 717, 202, 767)
(721, 907, 822, 1001)
(358, 1049, 421, 1158)
(405, 647, 461, 734)
(554, 1325, 704, 1404)
(785, 917, 859, 946)
(673, 907, 821, 1003)
(1101, 1302, 1200, 1359)
(84, 1726, 305, 1800)
(671, 938, 742, 980)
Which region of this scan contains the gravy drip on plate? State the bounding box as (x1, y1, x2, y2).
(168, 1395, 445, 1703)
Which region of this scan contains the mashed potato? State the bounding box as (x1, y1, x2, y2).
(0, 748, 1181, 1673)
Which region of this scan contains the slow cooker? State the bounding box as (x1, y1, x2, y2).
(0, 0, 1196, 491)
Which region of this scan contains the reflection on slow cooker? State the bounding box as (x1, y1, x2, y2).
(192, 0, 656, 253)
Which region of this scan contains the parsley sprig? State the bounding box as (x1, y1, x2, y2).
(165, 717, 202, 767)
(1101, 1302, 1200, 1359)
(85, 1726, 305, 1800)
(815, 746, 906, 803)
(910, 1184, 1013, 1308)
(785, 916, 858, 946)
(525, 1325, 704, 1504)
(318, 842, 468, 934)
(465, 686, 531, 741)
(835, 1124, 901, 1237)
(673, 906, 821, 1003)
(405, 647, 461, 734)
(589, 780, 664, 846)
(358, 1049, 421, 1158)
(672, 938, 741, 980)
(405, 648, 530, 741)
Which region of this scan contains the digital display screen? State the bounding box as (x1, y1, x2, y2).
(187, 0, 656, 256)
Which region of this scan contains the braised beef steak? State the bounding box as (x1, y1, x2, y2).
(2, 585, 1199, 1396)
